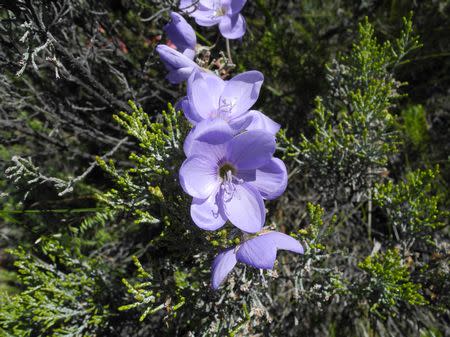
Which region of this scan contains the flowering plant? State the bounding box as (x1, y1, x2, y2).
(2, 1, 448, 335)
(156, 7, 304, 288)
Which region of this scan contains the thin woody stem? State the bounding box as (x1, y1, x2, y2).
(226, 38, 234, 65)
(367, 167, 373, 241)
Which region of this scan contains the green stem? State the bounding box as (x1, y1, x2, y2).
(195, 31, 212, 46)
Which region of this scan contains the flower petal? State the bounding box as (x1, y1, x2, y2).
(236, 234, 277, 269)
(166, 67, 197, 84)
(184, 119, 234, 157)
(187, 71, 225, 119)
(211, 248, 237, 289)
(193, 9, 222, 26)
(180, 0, 211, 13)
(218, 13, 246, 39)
(182, 48, 196, 60)
(228, 0, 247, 14)
(246, 110, 280, 135)
(156, 45, 197, 69)
(222, 183, 265, 233)
(221, 71, 263, 117)
(179, 155, 219, 199)
(179, 0, 195, 11)
(191, 193, 227, 231)
(164, 12, 196, 56)
(199, 0, 215, 8)
(236, 232, 303, 269)
(178, 96, 202, 124)
(228, 113, 253, 131)
(244, 158, 287, 200)
(156, 45, 199, 83)
(264, 232, 304, 254)
(227, 130, 275, 170)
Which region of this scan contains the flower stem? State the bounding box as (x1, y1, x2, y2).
(226, 38, 234, 65)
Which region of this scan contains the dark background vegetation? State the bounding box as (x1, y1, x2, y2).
(0, 0, 448, 336)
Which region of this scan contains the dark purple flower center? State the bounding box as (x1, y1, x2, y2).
(219, 162, 236, 179)
(219, 163, 243, 201)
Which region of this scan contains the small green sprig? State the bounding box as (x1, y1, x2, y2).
(358, 248, 427, 318)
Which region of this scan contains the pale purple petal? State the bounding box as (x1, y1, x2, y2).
(236, 232, 303, 269)
(187, 71, 225, 119)
(246, 110, 280, 135)
(228, 113, 253, 131)
(222, 183, 265, 233)
(191, 192, 227, 231)
(236, 234, 277, 269)
(179, 0, 195, 11)
(228, 0, 247, 14)
(182, 48, 196, 60)
(264, 232, 304, 254)
(193, 10, 222, 26)
(218, 14, 246, 39)
(180, 0, 210, 13)
(183, 127, 197, 157)
(185, 142, 228, 167)
(184, 119, 234, 157)
(166, 67, 197, 84)
(156, 45, 197, 70)
(199, 0, 215, 8)
(211, 248, 237, 289)
(164, 12, 196, 57)
(227, 130, 275, 170)
(179, 96, 202, 124)
(244, 158, 287, 200)
(221, 71, 263, 117)
(179, 155, 219, 199)
(156, 45, 199, 83)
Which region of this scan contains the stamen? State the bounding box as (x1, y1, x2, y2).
(219, 97, 236, 113)
(221, 170, 236, 201)
(211, 97, 237, 121)
(214, 7, 227, 17)
(218, 162, 241, 201)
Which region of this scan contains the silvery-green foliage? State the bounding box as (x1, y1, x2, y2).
(281, 16, 420, 202)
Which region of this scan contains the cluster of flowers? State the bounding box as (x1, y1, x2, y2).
(156, 0, 303, 289)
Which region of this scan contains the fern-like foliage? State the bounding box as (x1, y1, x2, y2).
(0, 237, 110, 337)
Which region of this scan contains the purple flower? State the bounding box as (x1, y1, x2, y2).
(156, 45, 201, 84)
(180, 70, 279, 155)
(164, 12, 197, 59)
(180, 0, 247, 39)
(211, 231, 304, 289)
(179, 127, 287, 233)
(183, 70, 265, 127)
